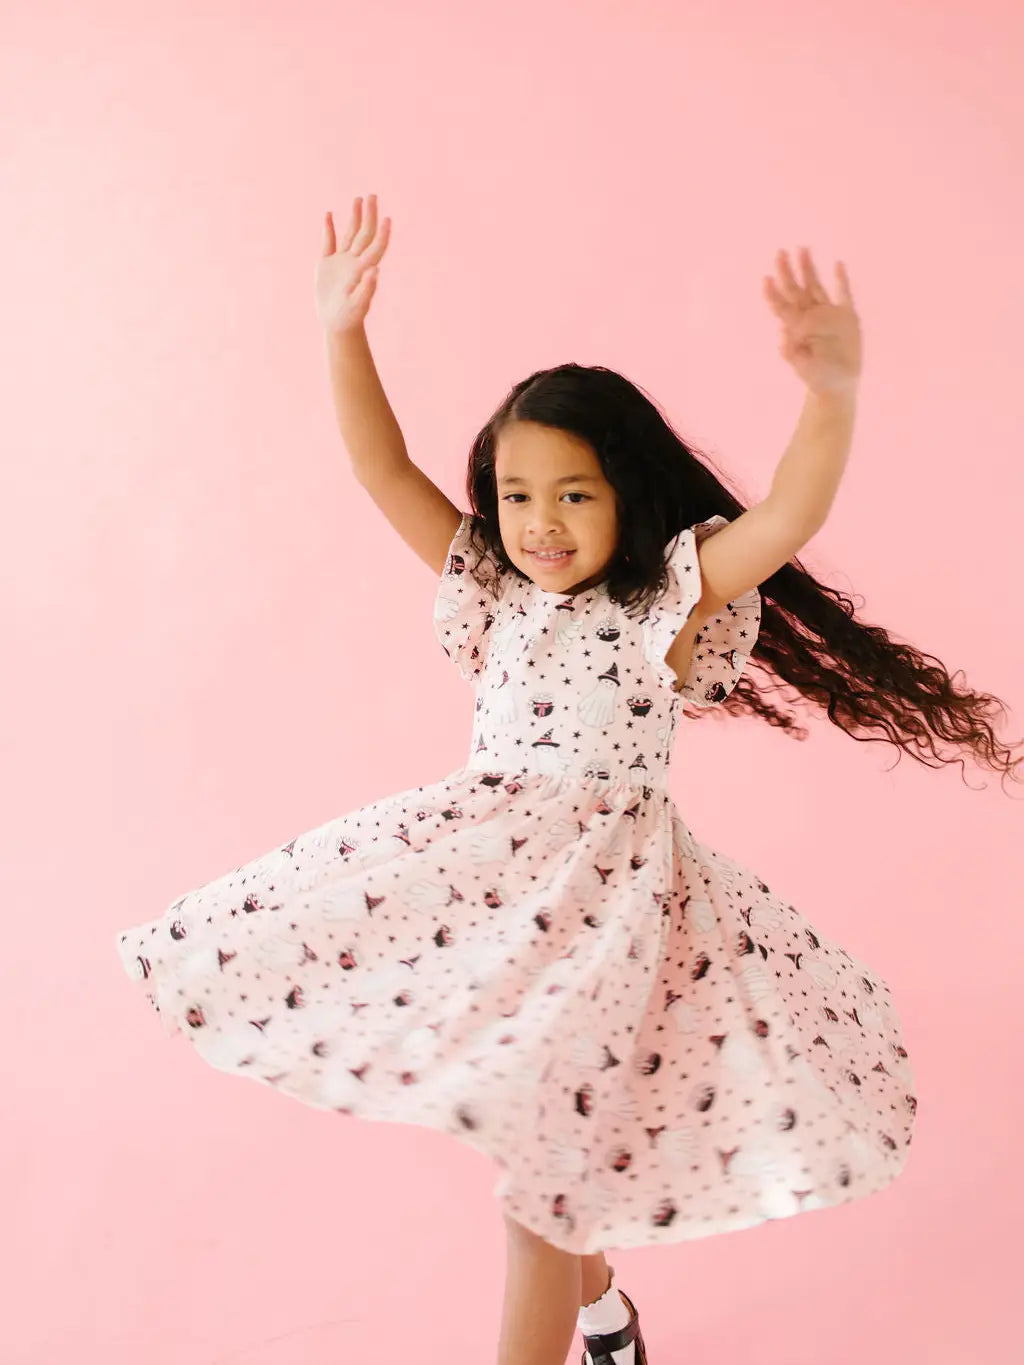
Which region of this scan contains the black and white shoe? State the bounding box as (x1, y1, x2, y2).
(580, 1288, 648, 1365)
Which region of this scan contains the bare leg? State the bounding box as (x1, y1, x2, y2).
(498, 1213, 583, 1365)
(579, 1251, 612, 1307)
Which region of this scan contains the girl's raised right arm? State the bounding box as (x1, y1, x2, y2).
(317, 195, 461, 575)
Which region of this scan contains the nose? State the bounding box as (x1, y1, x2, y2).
(526, 505, 565, 533)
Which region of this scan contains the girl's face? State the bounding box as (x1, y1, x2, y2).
(494, 421, 619, 594)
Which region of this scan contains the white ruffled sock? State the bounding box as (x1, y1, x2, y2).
(577, 1267, 635, 1365)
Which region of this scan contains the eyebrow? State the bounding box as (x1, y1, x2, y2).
(497, 474, 602, 487)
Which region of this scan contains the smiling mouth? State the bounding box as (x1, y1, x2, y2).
(527, 548, 575, 565)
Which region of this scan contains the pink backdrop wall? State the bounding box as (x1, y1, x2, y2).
(4, 1, 1022, 1362)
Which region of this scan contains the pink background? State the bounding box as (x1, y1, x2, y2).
(4, 1, 1023, 1362)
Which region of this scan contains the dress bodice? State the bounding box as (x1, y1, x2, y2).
(434, 513, 761, 793)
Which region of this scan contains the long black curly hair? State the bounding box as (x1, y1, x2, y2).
(462, 362, 1022, 793)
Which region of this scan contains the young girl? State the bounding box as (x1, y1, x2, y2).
(116, 194, 1022, 1365)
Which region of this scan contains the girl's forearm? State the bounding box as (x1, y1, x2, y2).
(768, 385, 858, 532)
(325, 325, 411, 485)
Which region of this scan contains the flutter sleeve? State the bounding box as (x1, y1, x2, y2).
(642, 514, 762, 707)
(433, 512, 508, 683)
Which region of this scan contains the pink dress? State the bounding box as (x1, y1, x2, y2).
(116, 512, 916, 1254)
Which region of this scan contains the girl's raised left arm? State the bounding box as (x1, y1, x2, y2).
(692, 247, 862, 617)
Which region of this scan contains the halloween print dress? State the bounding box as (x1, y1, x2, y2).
(116, 512, 917, 1255)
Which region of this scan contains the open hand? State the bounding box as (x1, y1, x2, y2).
(764, 248, 862, 395)
(315, 194, 392, 334)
